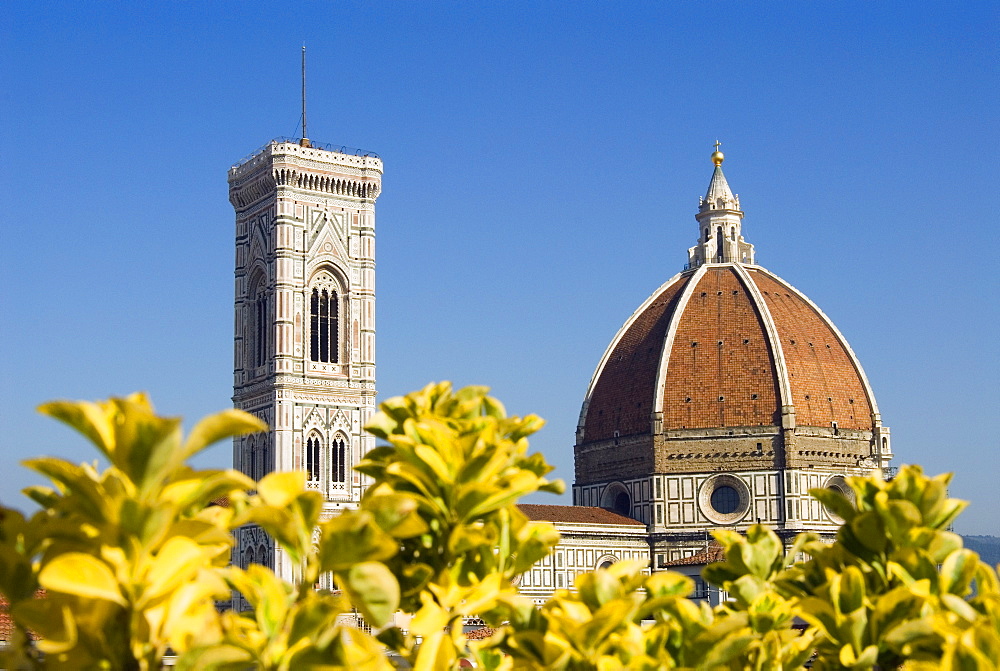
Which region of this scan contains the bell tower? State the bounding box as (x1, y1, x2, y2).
(229, 137, 382, 581)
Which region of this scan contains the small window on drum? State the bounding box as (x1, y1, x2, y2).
(711, 485, 740, 515)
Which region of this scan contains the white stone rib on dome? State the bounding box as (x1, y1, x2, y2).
(650, 265, 707, 418)
(576, 271, 687, 439)
(731, 263, 795, 418)
(748, 266, 883, 421)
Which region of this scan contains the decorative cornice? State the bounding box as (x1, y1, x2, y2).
(273, 190, 377, 211)
(273, 169, 380, 200)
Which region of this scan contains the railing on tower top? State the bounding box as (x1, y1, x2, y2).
(232, 136, 381, 170)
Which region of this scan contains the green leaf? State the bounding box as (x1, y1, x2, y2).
(175, 644, 255, 671)
(39, 553, 126, 606)
(848, 512, 887, 553)
(365, 492, 429, 539)
(140, 537, 209, 606)
(319, 511, 398, 572)
(940, 548, 979, 596)
(37, 399, 117, 459)
(871, 586, 924, 633)
(183, 409, 268, 459)
(256, 470, 306, 506)
(698, 631, 755, 669)
(13, 599, 78, 655)
(810, 486, 857, 522)
(577, 568, 620, 611)
(340, 562, 400, 628)
(645, 571, 693, 599)
(21, 457, 111, 521)
(413, 444, 453, 485)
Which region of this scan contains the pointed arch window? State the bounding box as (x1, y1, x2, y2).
(246, 434, 270, 482)
(254, 292, 267, 368)
(332, 434, 348, 485)
(247, 273, 268, 371)
(310, 287, 339, 363)
(306, 433, 322, 484)
(247, 436, 257, 481)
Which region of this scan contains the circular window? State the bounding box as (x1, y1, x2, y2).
(698, 474, 751, 524)
(823, 475, 855, 523)
(711, 486, 740, 514)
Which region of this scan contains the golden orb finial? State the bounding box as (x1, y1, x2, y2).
(711, 140, 724, 166)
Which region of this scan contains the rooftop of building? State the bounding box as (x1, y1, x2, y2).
(517, 503, 645, 526)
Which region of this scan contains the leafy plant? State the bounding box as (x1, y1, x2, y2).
(2, 385, 999, 671)
(0, 393, 264, 669)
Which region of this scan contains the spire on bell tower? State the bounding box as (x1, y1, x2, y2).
(688, 142, 755, 268)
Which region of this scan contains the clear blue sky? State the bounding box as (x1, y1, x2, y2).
(2, 1, 997, 533)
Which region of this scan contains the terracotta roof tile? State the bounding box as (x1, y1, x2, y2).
(578, 264, 879, 456)
(661, 267, 781, 430)
(583, 275, 691, 441)
(517, 504, 645, 526)
(0, 591, 45, 642)
(749, 269, 872, 430)
(662, 544, 726, 566)
(464, 626, 497, 640)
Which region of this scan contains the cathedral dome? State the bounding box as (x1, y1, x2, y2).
(574, 149, 891, 489)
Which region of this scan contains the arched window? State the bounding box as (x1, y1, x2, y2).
(246, 434, 270, 482)
(613, 491, 631, 517)
(254, 291, 267, 368)
(310, 287, 339, 363)
(247, 436, 257, 481)
(306, 433, 322, 484)
(332, 434, 348, 484)
(716, 226, 725, 262)
(261, 436, 270, 480)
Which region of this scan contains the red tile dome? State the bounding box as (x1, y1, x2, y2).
(573, 151, 890, 488)
(580, 264, 877, 442)
(574, 262, 888, 484)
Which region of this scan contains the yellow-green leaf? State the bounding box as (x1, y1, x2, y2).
(340, 561, 400, 628)
(37, 399, 116, 458)
(39, 553, 126, 606)
(184, 409, 268, 459)
(256, 470, 306, 506)
(141, 537, 210, 606)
